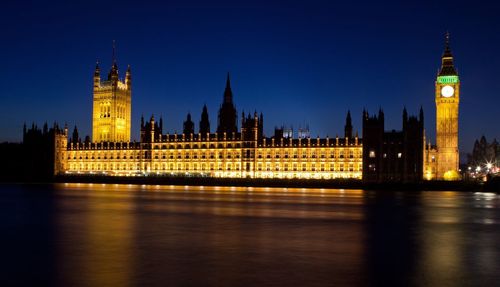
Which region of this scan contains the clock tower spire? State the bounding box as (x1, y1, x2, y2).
(435, 32, 460, 180)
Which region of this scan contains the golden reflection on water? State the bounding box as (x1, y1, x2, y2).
(49, 183, 500, 286)
(56, 183, 366, 221)
(56, 184, 135, 287)
(53, 183, 367, 286)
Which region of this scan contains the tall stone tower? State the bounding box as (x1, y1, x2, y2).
(92, 44, 132, 142)
(435, 33, 460, 180)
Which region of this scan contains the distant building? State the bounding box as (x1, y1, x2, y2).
(468, 136, 500, 168)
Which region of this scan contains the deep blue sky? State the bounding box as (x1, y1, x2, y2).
(1, 0, 499, 154)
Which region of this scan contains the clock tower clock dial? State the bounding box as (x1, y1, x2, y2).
(441, 85, 454, 98)
(435, 32, 460, 180)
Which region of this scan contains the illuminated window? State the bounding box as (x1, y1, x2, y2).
(398, 153, 402, 158)
(369, 150, 376, 158)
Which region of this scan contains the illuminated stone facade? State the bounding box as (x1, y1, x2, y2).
(92, 59, 132, 143)
(57, 131, 362, 179)
(55, 69, 362, 179)
(424, 33, 460, 180)
(54, 35, 460, 182)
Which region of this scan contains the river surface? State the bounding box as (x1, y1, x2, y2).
(1, 183, 499, 287)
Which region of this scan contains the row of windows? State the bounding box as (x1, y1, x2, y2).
(68, 149, 361, 160)
(369, 150, 403, 159)
(153, 144, 241, 149)
(98, 102, 128, 119)
(69, 162, 360, 172)
(68, 154, 362, 161)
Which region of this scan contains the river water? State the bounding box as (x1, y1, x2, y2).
(1, 183, 499, 286)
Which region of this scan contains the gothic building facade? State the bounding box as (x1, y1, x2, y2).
(55, 65, 363, 179)
(54, 35, 460, 182)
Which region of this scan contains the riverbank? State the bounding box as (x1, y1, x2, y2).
(42, 174, 485, 192)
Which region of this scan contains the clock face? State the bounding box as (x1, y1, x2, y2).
(441, 85, 454, 98)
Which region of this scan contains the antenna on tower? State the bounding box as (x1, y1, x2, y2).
(112, 40, 116, 64)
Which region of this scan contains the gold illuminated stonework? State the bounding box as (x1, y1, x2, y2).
(92, 61, 132, 143)
(54, 35, 460, 182)
(53, 57, 363, 179)
(424, 33, 460, 180)
(56, 130, 362, 179)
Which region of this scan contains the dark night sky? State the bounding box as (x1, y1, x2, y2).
(1, 0, 499, 154)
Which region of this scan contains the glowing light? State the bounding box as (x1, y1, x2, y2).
(443, 170, 460, 181)
(437, 75, 459, 84)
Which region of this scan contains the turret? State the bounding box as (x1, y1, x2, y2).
(93, 61, 100, 91)
(344, 110, 353, 138)
(378, 108, 385, 124)
(125, 65, 131, 90)
(159, 116, 163, 134)
(403, 107, 408, 129)
(419, 106, 424, 128)
(150, 114, 155, 142)
(199, 104, 210, 134)
(183, 113, 195, 135)
(259, 112, 264, 138)
(72, 126, 79, 144)
(217, 73, 238, 134)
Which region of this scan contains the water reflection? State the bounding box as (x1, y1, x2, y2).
(55, 185, 135, 287)
(1, 183, 499, 286)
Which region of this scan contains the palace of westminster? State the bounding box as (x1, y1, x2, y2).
(50, 35, 461, 182)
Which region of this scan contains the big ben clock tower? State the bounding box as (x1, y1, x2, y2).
(435, 32, 460, 180)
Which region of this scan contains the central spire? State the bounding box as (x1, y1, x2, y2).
(438, 32, 457, 76)
(112, 40, 117, 65)
(217, 73, 238, 134)
(223, 72, 233, 104)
